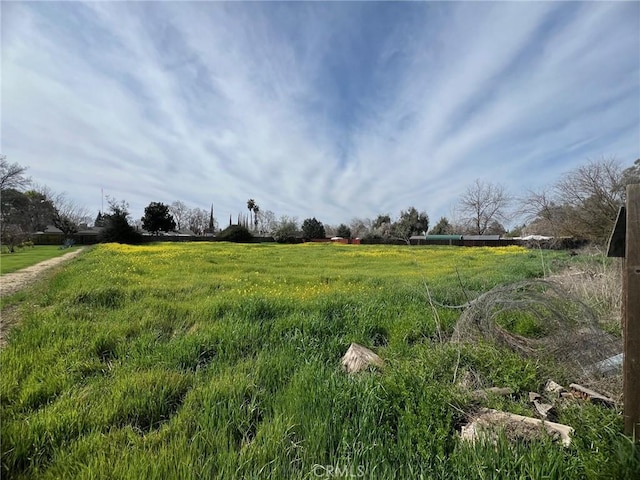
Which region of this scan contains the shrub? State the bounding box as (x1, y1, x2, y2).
(217, 225, 253, 242)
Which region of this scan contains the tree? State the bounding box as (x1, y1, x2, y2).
(504, 223, 526, 238)
(392, 207, 429, 244)
(373, 214, 391, 229)
(301, 217, 326, 240)
(0, 155, 30, 191)
(50, 192, 90, 240)
(0, 190, 29, 252)
(188, 207, 211, 235)
(94, 211, 105, 227)
(520, 157, 630, 243)
(272, 216, 299, 243)
(1, 187, 58, 251)
(336, 224, 351, 238)
(1, 224, 27, 252)
(622, 159, 640, 187)
(349, 217, 374, 239)
(485, 220, 506, 235)
(24, 190, 56, 233)
(458, 180, 511, 235)
(0, 157, 32, 251)
(428, 217, 454, 235)
(100, 198, 142, 244)
(207, 204, 215, 234)
(252, 204, 260, 232)
(257, 209, 277, 236)
(371, 214, 393, 239)
(169, 201, 188, 230)
(141, 202, 176, 234)
(247, 199, 256, 229)
(1, 189, 55, 233)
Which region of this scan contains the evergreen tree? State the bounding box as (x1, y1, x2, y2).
(100, 199, 142, 244)
(336, 224, 351, 238)
(301, 217, 326, 240)
(141, 202, 176, 234)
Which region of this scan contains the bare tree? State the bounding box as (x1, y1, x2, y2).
(0, 155, 31, 191)
(349, 217, 374, 239)
(458, 180, 512, 235)
(257, 209, 276, 236)
(520, 157, 628, 242)
(622, 159, 640, 186)
(186, 207, 210, 235)
(518, 188, 576, 237)
(1, 224, 27, 253)
(169, 201, 189, 230)
(39, 187, 90, 240)
(272, 215, 299, 242)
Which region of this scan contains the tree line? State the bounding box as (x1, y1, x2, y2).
(2, 154, 638, 249)
(0, 155, 90, 251)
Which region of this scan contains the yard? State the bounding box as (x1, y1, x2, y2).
(0, 245, 79, 275)
(1, 243, 636, 479)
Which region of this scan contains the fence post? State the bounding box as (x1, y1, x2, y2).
(624, 184, 640, 437)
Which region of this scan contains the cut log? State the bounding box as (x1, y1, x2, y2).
(341, 343, 384, 374)
(569, 383, 615, 407)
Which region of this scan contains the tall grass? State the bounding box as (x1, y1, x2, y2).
(1, 243, 636, 479)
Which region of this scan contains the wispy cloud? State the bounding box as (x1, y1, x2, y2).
(2, 2, 638, 226)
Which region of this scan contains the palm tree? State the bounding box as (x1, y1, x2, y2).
(252, 204, 260, 232)
(247, 199, 256, 229)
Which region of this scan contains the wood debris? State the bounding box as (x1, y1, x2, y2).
(528, 391, 555, 419)
(569, 383, 616, 407)
(341, 343, 384, 374)
(461, 408, 573, 447)
(544, 380, 565, 396)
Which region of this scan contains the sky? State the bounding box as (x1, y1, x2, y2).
(2, 1, 639, 228)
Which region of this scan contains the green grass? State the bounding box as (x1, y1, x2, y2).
(1, 243, 637, 479)
(0, 246, 80, 275)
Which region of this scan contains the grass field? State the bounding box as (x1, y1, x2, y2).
(1, 243, 637, 479)
(0, 246, 79, 275)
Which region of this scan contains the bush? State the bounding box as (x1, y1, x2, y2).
(217, 225, 253, 242)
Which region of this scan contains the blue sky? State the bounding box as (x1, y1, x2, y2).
(2, 1, 639, 228)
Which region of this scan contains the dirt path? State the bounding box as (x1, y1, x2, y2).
(0, 247, 87, 347)
(0, 247, 87, 297)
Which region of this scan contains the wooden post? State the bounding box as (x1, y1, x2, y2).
(624, 184, 640, 437)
